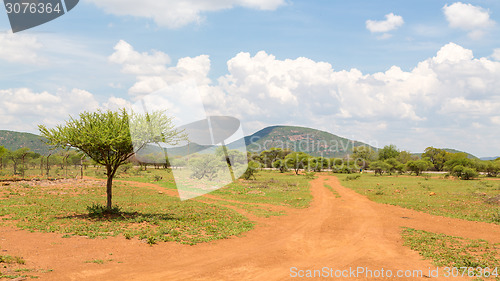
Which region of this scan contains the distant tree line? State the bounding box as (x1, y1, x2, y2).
(246, 145, 499, 180)
(0, 146, 90, 178)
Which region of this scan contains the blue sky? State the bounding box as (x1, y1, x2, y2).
(1, 0, 500, 157)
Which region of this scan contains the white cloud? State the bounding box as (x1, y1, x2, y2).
(109, 40, 170, 75)
(0, 31, 43, 64)
(85, 0, 285, 28)
(492, 49, 500, 61)
(0, 88, 131, 133)
(443, 2, 495, 39)
(104, 41, 500, 156)
(109, 40, 211, 96)
(366, 13, 404, 33)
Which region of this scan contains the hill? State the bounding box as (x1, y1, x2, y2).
(236, 125, 376, 158)
(412, 148, 478, 159)
(442, 148, 478, 159)
(480, 156, 500, 161)
(0, 130, 56, 155)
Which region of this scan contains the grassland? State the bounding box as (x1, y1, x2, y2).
(337, 172, 500, 280)
(0, 168, 311, 245)
(338, 173, 500, 224)
(402, 228, 500, 280)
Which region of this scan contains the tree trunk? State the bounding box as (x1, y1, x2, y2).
(106, 165, 113, 209)
(80, 157, 84, 179)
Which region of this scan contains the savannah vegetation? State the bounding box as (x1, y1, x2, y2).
(0, 108, 499, 277)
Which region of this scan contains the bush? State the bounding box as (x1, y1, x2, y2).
(152, 175, 162, 182)
(452, 165, 464, 178)
(452, 165, 478, 180)
(460, 167, 478, 180)
(241, 161, 259, 180)
(345, 175, 361, 181)
(119, 163, 133, 174)
(332, 166, 354, 174)
(304, 171, 316, 179)
(272, 159, 288, 173)
(87, 203, 121, 217)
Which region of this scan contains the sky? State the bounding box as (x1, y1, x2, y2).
(1, 0, 500, 157)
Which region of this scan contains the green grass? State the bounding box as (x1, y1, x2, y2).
(323, 183, 341, 198)
(0, 168, 313, 245)
(338, 174, 500, 224)
(0, 255, 25, 265)
(402, 228, 500, 280)
(0, 178, 253, 245)
(84, 259, 105, 264)
(211, 171, 312, 208)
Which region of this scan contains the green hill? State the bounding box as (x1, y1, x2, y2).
(412, 148, 478, 159)
(0, 130, 56, 155)
(442, 148, 478, 159)
(238, 125, 376, 158)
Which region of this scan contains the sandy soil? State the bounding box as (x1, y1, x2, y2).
(0, 175, 499, 280)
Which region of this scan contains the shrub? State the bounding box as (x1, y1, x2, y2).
(345, 175, 361, 181)
(460, 167, 478, 180)
(87, 203, 121, 217)
(304, 171, 316, 179)
(272, 159, 288, 173)
(452, 165, 464, 178)
(119, 163, 133, 174)
(241, 161, 259, 180)
(152, 175, 162, 182)
(452, 165, 478, 180)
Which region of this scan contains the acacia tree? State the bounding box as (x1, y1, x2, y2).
(0, 146, 7, 170)
(7, 147, 32, 176)
(378, 144, 400, 160)
(285, 152, 310, 175)
(39, 109, 186, 210)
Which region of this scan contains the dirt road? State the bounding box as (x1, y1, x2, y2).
(1, 175, 499, 280)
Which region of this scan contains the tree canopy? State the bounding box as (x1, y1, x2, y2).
(39, 109, 186, 209)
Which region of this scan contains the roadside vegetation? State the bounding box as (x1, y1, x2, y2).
(338, 173, 500, 224)
(402, 228, 500, 280)
(0, 167, 311, 245)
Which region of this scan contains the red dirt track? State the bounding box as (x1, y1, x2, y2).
(1, 175, 499, 280)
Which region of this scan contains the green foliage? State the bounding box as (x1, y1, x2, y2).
(0, 173, 254, 245)
(344, 174, 361, 181)
(406, 159, 432, 176)
(485, 161, 500, 177)
(402, 228, 500, 269)
(272, 159, 288, 173)
(378, 144, 400, 160)
(39, 109, 185, 209)
(241, 161, 259, 180)
(331, 165, 355, 174)
(0, 255, 25, 264)
(307, 157, 329, 172)
(304, 171, 316, 179)
(444, 153, 476, 171)
(422, 147, 450, 171)
(189, 154, 225, 180)
(259, 148, 291, 168)
(340, 174, 500, 224)
(452, 165, 478, 180)
(284, 152, 310, 175)
(351, 146, 377, 163)
(87, 203, 122, 218)
(396, 150, 416, 164)
(369, 160, 391, 175)
(0, 130, 58, 155)
(462, 168, 478, 180)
